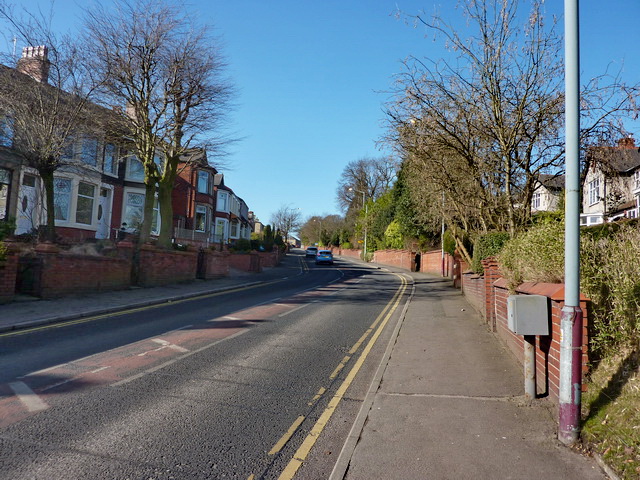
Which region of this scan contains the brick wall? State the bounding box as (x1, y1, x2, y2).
(228, 252, 261, 272)
(136, 245, 198, 287)
(420, 250, 454, 277)
(460, 257, 590, 402)
(372, 249, 415, 271)
(335, 248, 362, 259)
(461, 272, 485, 317)
(33, 245, 131, 298)
(257, 250, 281, 268)
(0, 253, 19, 303)
(199, 250, 230, 279)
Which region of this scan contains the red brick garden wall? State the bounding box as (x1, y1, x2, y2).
(372, 249, 415, 271)
(0, 253, 19, 303)
(35, 247, 131, 299)
(463, 257, 590, 402)
(228, 252, 261, 272)
(257, 250, 281, 268)
(199, 250, 230, 279)
(420, 250, 454, 277)
(136, 245, 198, 287)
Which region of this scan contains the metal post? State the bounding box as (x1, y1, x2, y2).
(524, 335, 536, 400)
(559, 0, 583, 445)
(441, 191, 445, 276)
(363, 191, 367, 260)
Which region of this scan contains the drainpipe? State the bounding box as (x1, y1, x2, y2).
(559, 0, 583, 446)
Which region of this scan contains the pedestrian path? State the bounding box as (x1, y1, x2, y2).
(330, 270, 606, 480)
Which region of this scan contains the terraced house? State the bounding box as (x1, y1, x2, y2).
(0, 46, 253, 245)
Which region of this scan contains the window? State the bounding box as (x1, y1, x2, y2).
(197, 171, 210, 194)
(80, 137, 99, 166)
(54, 178, 72, 221)
(61, 137, 76, 161)
(127, 156, 145, 182)
(154, 154, 164, 174)
(634, 171, 640, 190)
(215, 218, 227, 241)
(532, 192, 541, 210)
(75, 182, 95, 224)
(217, 191, 228, 212)
(0, 116, 14, 147)
(22, 174, 36, 187)
(195, 205, 207, 231)
(0, 167, 10, 220)
(588, 179, 600, 205)
(230, 220, 239, 238)
(123, 192, 144, 229)
(103, 143, 117, 175)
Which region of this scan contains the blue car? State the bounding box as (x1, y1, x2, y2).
(315, 250, 334, 265)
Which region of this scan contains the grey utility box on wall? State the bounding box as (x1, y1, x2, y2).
(507, 295, 549, 335)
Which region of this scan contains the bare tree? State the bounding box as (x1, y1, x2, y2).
(270, 204, 302, 246)
(387, 0, 638, 260)
(82, 0, 234, 247)
(0, 3, 99, 241)
(335, 156, 398, 213)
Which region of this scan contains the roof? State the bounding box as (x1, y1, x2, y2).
(536, 174, 565, 191)
(588, 147, 640, 174)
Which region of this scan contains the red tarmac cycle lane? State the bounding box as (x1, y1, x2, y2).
(0, 276, 359, 429)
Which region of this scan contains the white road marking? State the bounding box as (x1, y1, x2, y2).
(9, 381, 48, 412)
(151, 338, 189, 353)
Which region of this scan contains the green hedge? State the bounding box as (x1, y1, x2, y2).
(471, 232, 510, 274)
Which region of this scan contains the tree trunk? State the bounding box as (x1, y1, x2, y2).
(138, 181, 156, 245)
(157, 178, 174, 249)
(40, 169, 57, 243)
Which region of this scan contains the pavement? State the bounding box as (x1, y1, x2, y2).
(0, 254, 610, 479)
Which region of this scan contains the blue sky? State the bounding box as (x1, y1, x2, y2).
(6, 0, 640, 225)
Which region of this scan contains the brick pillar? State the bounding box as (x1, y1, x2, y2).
(481, 256, 501, 331)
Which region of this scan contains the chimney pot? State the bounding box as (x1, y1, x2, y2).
(617, 137, 636, 149)
(16, 45, 50, 83)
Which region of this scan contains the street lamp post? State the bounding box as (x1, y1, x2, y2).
(349, 188, 367, 260)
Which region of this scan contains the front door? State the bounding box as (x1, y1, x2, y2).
(95, 188, 112, 239)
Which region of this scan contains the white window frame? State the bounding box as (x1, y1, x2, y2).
(633, 170, 640, 191)
(532, 192, 541, 210)
(75, 181, 96, 225)
(80, 136, 99, 166)
(217, 191, 229, 212)
(194, 205, 207, 232)
(126, 156, 145, 182)
(230, 219, 239, 239)
(103, 143, 118, 176)
(588, 178, 600, 206)
(121, 187, 160, 235)
(197, 171, 210, 194)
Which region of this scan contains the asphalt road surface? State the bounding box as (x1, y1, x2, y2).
(0, 253, 410, 479)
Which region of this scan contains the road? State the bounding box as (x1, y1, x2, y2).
(0, 253, 411, 479)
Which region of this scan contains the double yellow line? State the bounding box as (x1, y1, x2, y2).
(276, 273, 409, 479)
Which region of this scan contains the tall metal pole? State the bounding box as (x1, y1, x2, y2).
(363, 191, 367, 260)
(559, 0, 583, 445)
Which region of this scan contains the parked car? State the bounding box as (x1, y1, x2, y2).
(305, 246, 318, 257)
(315, 250, 334, 265)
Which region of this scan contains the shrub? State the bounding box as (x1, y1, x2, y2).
(0, 217, 16, 241)
(0, 241, 7, 262)
(498, 221, 565, 289)
(471, 232, 510, 274)
(442, 230, 456, 256)
(581, 225, 640, 357)
(341, 241, 353, 250)
(383, 220, 404, 249)
(232, 238, 252, 252)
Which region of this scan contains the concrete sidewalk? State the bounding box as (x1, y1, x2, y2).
(330, 270, 607, 480)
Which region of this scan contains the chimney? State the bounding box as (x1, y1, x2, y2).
(16, 45, 50, 83)
(617, 136, 636, 149)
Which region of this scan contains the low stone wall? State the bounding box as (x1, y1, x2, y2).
(228, 252, 261, 272)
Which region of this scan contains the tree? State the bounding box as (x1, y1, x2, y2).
(0, 4, 99, 242)
(270, 204, 302, 246)
(387, 0, 637, 262)
(82, 0, 234, 247)
(335, 156, 398, 213)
